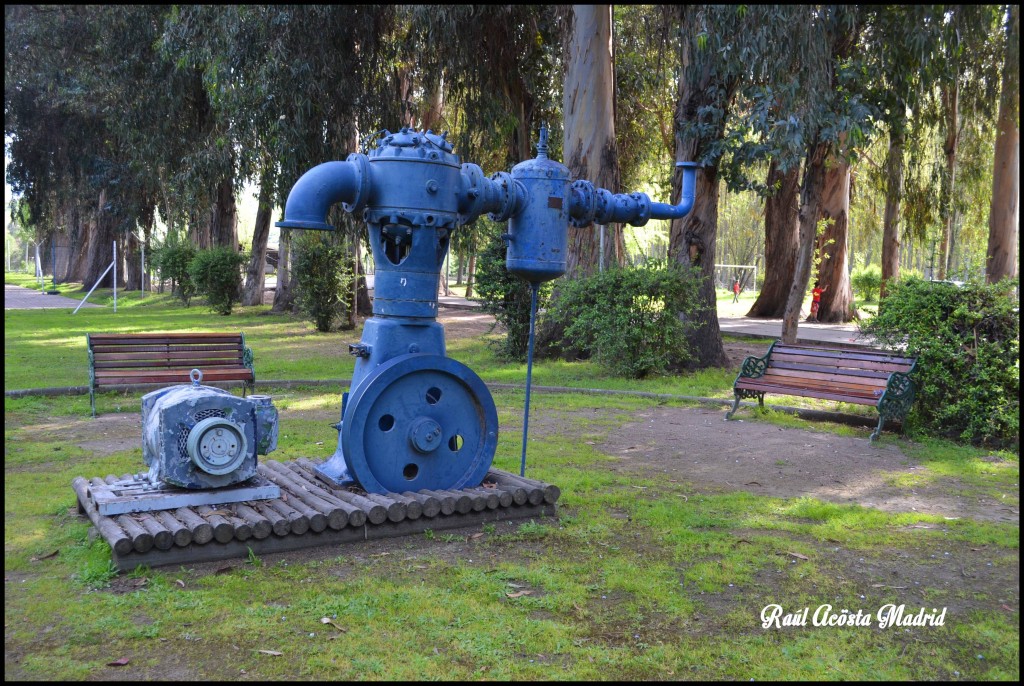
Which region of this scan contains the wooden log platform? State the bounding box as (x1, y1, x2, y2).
(73, 459, 559, 572)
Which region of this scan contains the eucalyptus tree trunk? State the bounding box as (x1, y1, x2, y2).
(561, 3, 623, 280)
(986, 3, 1019, 284)
(241, 178, 273, 306)
(669, 162, 730, 368)
(210, 176, 239, 250)
(81, 189, 122, 289)
(880, 126, 905, 298)
(272, 228, 296, 312)
(63, 203, 87, 282)
(781, 141, 830, 344)
(124, 230, 141, 291)
(536, 4, 621, 355)
(665, 7, 731, 369)
(937, 82, 959, 280)
(747, 159, 799, 318)
(464, 229, 477, 299)
(813, 151, 856, 322)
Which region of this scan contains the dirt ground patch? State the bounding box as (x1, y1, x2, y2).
(595, 404, 1018, 525)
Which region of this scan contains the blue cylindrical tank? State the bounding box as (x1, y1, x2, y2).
(504, 130, 571, 283)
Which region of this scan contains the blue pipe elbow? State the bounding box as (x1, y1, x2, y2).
(276, 160, 362, 231)
(649, 161, 699, 221)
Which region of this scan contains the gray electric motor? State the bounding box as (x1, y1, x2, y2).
(141, 369, 278, 489)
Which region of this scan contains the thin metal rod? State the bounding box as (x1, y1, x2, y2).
(73, 260, 115, 314)
(519, 281, 540, 477)
(113, 241, 117, 313)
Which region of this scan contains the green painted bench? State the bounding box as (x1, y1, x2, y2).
(726, 342, 917, 441)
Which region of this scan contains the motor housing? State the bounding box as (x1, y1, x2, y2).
(141, 371, 278, 489)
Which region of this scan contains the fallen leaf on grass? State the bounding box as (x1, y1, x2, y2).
(175, 579, 186, 588)
(106, 657, 130, 667)
(506, 590, 533, 599)
(871, 584, 907, 589)
(1001, 605, 1014, 612)
(30, 550, 59, 562)
(467, 532, 484, 541)
(786, 552, 809, 560)
(257, 650, 283, 656)
(320, 617, 347, 632)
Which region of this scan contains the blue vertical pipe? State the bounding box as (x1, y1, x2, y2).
(519, 281, 539, 477)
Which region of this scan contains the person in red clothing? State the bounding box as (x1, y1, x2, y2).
(809, 281, 828, 321)
(732, 278, 741, 303)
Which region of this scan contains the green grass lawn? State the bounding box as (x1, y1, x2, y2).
(4, 386, 1018, 681)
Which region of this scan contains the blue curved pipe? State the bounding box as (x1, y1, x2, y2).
(276, 160, 360, 231)
(649, 161, 699, 221)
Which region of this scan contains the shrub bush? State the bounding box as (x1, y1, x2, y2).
(189, 247, 247, 315)
(851, 263, 882, 302)
(861, 277, 1019, 448)
(153, 236, 196, 306)
(545, 260, 705, 378)
(473, 236, 552, 361)
(292, 232, 352, 332)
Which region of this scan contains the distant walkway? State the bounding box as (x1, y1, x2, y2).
(434, 293, 874, 348)
(4, 284, 100, 309)
(718, 315, 875, 348)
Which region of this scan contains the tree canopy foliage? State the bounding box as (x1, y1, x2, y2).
(5, 4, 1017, 361)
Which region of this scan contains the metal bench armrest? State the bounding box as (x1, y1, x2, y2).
(736, 340, 777, 380)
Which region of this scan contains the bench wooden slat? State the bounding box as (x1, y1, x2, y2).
(740, 373, 883, 397)
(772, 345, 916, 367)
(735, 380, 879, 406)
(771, 353, 914, 375)
(94, 370, 253, 385)
(89, 333, 243, 341)
(760, 364, 891, 385)
(93, 357, 243, 370)
(91, 343, 242, 354)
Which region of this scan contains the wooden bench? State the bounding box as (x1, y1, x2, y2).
(87, 332, 255, 417)
(726, 342, 917, 441)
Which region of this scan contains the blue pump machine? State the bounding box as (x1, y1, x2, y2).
(278, 126, 697, 494)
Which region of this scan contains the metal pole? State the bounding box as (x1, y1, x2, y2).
(519, 281, 540, 477)
(35, 244, 43, 287)
(140, 237, 145, 298)
(113, 241, 117, 313)
(598, 225, 605, 272)
(51, 240, 57, 290)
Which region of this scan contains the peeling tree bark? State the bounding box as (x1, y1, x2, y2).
(747, 159, 799, 318)
(561, 4, 623, 280)
(782, 141, 830, 344)
(986, 4, 1019, 284)
(880, 127, 905, 298)
(813, 151, 856, 322)
(241, 178, 273, 306)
